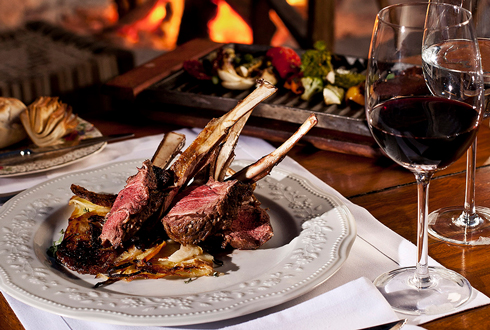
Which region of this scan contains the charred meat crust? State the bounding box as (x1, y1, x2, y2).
(55, 212, 167, 276)
(70, 184, 117, 207)
(56, 214, 119, 275)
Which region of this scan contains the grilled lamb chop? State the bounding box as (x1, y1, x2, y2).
(163, 114, 318, 248)
(221, 114, 318, 249)
(56, 132, 185, 275)
(99, 160, 173, 248)
(162, 178, 254, 245)
(99, 132, 185, 248)
(54, 84, 320, 286)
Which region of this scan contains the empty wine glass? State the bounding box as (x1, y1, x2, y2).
(427, 0, 490, 245)
(366, 2, 483, 314)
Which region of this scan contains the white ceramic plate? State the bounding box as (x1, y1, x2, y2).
(0, 118, 106, 177)
(0, 159, 356, 326)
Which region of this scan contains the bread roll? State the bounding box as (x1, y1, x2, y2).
(0, 97, 28, 149)
(20, 97, 78, 147)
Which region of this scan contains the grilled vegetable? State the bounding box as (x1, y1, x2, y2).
(266, 46, 302, 79)
(216, 48, 255, 90)
(258, 67, 278, 86)
(284, 73, 304, 94)
(183, 60, 212, 80)
(333, 68, 366, 89)
(69, 195, 112, 218)
(323, 84, 345, 105)
(300, 41, 333, 79)
(95, 241, 215, 287)
(345, 83, 365, 106)
(301, 76, 323, 101)
(236, 56, 263, 77)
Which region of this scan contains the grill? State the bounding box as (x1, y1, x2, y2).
(0, 21, 133, 104)
(106, 41, 379, 157)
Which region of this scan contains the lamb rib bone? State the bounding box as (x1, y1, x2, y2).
(229, 113, 318, 183)
(151, 132, 186, 169)
(213, 110, 251, 181)
(190, 112, 250, 185)
(162, 79, 278, 211)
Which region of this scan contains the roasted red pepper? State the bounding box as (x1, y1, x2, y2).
(266, 46, 301, 79)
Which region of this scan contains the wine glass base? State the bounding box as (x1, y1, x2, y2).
(374, 266, 472, 315)
(428, 206, 490, 245)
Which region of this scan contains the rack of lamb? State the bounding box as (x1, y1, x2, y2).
(53, 80, 318, 286)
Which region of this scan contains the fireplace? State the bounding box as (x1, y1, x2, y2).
(0, 0, 309, 104)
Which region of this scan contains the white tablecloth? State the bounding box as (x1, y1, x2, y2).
(1, 129, 488, 329)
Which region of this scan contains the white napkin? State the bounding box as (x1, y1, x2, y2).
(2, 277, 423, 330)
(1, 129, 488, 329)
(220, 277, 400, 330)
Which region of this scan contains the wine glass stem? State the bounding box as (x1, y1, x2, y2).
(459, 139, 482, 227)
(464, 139, 477, 214)
(415, 171, 434, 288)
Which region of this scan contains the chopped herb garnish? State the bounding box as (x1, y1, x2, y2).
(47, 229, 65, 258)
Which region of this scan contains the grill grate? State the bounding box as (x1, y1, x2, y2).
(144, 44, 370, 138)
(0, 21, 133, 104)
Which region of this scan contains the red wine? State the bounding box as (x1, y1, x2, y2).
(369, 96, 479, 171)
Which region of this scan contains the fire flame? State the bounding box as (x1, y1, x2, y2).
(117, 0, 184, 50)
(115, 0, 306, 49)
(118, 0, 167, 44)
(208, 0, 253, 44)
(208, 0, 305, 46)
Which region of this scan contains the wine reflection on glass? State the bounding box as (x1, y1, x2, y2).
(366, 3, 483, 314)
(427, 0, 490, 245)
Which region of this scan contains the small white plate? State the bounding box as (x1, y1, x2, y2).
(0, 159, 356, 326)
(0, 118, 105, 177)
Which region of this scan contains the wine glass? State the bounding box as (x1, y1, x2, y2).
(366, 2, 483, 314)
(427, 0, 490, 245)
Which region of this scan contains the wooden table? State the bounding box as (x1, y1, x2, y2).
(2, 41, 490, 330)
